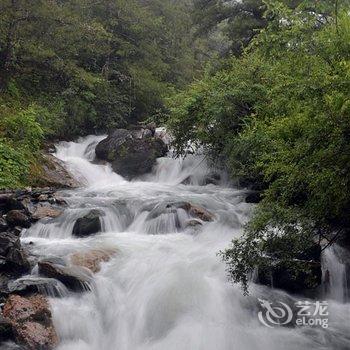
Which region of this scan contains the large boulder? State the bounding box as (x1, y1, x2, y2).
(2, 294, 58, 350)
(0, 233, 30, 275)
(38, 259, 92, 292)
(72, 210, 102, 237)
(95, 128, 168, 178)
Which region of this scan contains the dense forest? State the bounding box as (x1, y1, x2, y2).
(0, 0, 203, 188)
(1, 0, 350, 294)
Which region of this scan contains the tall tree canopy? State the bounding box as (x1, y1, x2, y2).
(168, 0, 350, 292)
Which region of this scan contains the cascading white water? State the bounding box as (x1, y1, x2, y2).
(22, 136, 350, 350)
(322, 245, 349, 303)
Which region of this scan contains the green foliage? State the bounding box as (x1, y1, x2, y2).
(0, 139, 29, 189)
(0, 104, 44, 188)
(2, 106, 44, 151)
(0, 0, 201, 140)
(168, 2, 350, 292)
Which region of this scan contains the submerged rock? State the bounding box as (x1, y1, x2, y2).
(185, 219, 203, 228)
(2, 294, 58, 350)
(185, 203, 215, 222)
(95, 128, 168, 179)
(7, 277, 68, 298)
(147, 201, 215, 223)
(70, 249, 115, 273)
(32, 205, 63, 221)
(38, 260, 92, 292)
(72, 210, 102, 237)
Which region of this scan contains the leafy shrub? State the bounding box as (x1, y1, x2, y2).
(0, 140, 29, 189)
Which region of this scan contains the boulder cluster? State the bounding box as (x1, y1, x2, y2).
(0, 188, 70, 349)
(0, 188, 119, 349)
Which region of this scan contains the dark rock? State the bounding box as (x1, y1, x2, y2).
(72, 210, 102, 237)
(38, 260, 92, 292)
(245, 191, 262, 204)
(95, 128, 168, 179)
(0, 218, 9, 233)
(0, 233, 30, 275)
(0, 194, 12, 209)
(3, 294, 58, 350)
(9, 227, 23, 237)
(5, 211, 30, 229)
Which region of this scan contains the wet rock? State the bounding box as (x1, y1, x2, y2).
(9, 227, 23, 237)
(32, 205, 63, 221)
(185, 203, 215, 222)
(0, 233, 30, 275)
(0, 218, 9, 233)
(5, 211, 30, 229)
(147, 201, 215, 223)
(36, 154, 80, 189)
(37, 194, 49, 202)
(95, 128, 168, 179)
(185, 219, 203, 228)
(70, 249, 115, 273)
(7, 277, 68, 298)
(51, 195, 67, 206)
(38, 260, 92, 292)
(72, 210, 102, 237)
(3, 294, 58, 350)
(0, 316, 14, 342)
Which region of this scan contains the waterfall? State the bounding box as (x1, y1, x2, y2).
(22, 135, 350, 350)
(322, 245, 349, 303)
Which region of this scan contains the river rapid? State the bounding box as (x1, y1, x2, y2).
(22, 135, 350, 350)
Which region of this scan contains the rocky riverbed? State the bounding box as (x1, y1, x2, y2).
(1, 127, 349, 350)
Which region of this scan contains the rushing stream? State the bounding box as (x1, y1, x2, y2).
(21, 135, 350, 350)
